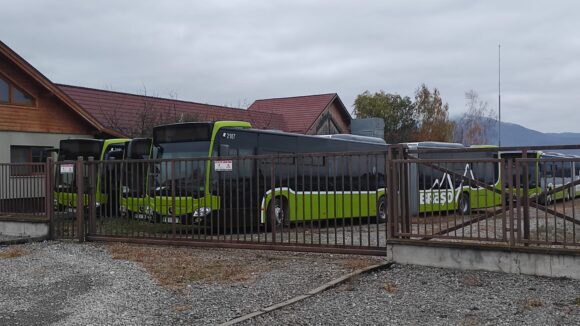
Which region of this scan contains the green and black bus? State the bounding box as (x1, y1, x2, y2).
(54, 138, 129, 214)
(146, 121, 388, 229)
(406, 142, 501, 215)
(119, 138, 153, 219)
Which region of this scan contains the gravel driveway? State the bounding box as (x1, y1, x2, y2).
(1, 241, 579, 325)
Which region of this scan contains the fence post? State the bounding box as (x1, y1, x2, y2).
(88, 157, 96, 236)
(75, 156, 85, 242)
(522, 150, 530, 246)
(270, 158, 277, 243)
(45, 157, 54, 240)
(386, 147, 395, 240)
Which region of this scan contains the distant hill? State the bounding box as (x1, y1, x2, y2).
(476, 119, 580, 154)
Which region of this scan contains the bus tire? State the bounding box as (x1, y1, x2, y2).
(377, 196, 387, 223)
(458, 193, 471, 216)
(266, 196, 289, 231)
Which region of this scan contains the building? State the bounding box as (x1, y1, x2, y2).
(0, 40, 352, 165)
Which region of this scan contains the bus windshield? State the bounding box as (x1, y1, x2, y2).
(58, 139, 103, 161)
(152, 141, 211, 195)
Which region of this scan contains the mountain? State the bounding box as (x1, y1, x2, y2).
(476, 119, 580, 154)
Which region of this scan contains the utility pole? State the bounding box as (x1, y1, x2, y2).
(498, 44, 501, 148)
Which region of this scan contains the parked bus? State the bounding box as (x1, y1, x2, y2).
(501, 150, 577, 204)
(119, 138, 153, 219)
(54, 138, 129, 214)
(146, 121, 388, 229)
(406, 142, 501, 215)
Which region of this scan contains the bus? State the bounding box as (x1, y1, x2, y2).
(54, 138, 129, 214)
(406, 142, 501, 215)
(501, 150, 577, 204)
(146, 121, 388, 229)
(119, 138, 153, 219)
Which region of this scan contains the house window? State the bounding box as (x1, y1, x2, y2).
(10, 146, 52, 176)
(0, 76, 35, 107)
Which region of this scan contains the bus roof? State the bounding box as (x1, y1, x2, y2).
(402, 141, 465, 150)
(315, 134, 387, 145)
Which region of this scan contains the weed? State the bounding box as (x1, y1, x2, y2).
(341, 258, 375, 271)
(462, 275, 482, 287)
(0, 246, 27, 259)
(106, 243, 269, 289)
(525, 298, 544, 309)
(383, 281, 398, 294)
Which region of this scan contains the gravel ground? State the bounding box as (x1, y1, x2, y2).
(1, 241, 579, 325)
(249, 264, 580, 326)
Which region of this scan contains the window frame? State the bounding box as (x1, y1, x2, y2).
(10, 145, 53, 176)
(0, 73, 36, 108)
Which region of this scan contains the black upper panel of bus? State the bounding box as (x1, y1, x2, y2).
(59, 139, 104, 161)
(217, 128, 386, 155)
(153, 122, 212, 145)
(127, 138, 152, 159)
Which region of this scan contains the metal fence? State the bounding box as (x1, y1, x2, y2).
(388, 145, 580, 249)
(4, 145, 580, 254)
(0, 162, 48, 218)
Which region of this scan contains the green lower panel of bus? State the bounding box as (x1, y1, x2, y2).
(149, 195, 221, 223)
(418, 187, 503, 214)
(54, 191, 107, 211)
(260, 188, 387, 223)
(120, 196, 149, 219)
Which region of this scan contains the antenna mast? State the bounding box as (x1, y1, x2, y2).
(498, 44, 501, 148)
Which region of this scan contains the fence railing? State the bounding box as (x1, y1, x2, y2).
(4, 145, 580, 253)
(0, 162, 48, 218)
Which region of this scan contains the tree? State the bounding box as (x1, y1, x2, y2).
(100, 87, 200, 138)
(453, 90, 497, 145)
(413, 84, 454, 142)
(353, 90, 417, 143)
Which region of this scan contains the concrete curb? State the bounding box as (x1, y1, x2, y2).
(219, 261, 394, 326)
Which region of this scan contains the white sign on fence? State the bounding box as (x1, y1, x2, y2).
(60, 164, 74, 174)
(214, 160, 233, 172)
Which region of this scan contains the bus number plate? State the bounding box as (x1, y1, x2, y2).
(60, 164, 74, 173)
(215, 160, 233, 172)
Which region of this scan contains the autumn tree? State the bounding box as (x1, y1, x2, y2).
(453, 90, 497, 145)
(100, 88, 200, 138)
(353, 90, 417, 143)
(413, 84, 454, 142)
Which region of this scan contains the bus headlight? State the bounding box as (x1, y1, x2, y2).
(120, 205, 128, 213)
(193, 207, 212, 217)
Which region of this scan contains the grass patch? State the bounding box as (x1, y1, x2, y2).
(0, 246, 27, 259)
(525, 298, 544, 309)
(383, 281, 398, 294)
(106, 243, 269, 289)
(462, 274, 482, 287)
(340, 258, 376, 271)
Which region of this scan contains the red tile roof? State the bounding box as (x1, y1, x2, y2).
(57, 84, 287, 136)
(247, 93, 350, 133)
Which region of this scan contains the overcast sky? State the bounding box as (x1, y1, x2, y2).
(2, 0, 579, 133)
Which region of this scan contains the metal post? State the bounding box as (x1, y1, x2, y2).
(45, 157, 54, 240)
(270, 158, 277, 243)
(522, 150, 530, 246)
(88, 157, 96, 236)
(75, 156, 85, 242)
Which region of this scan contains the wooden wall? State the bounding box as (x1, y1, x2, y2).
(0, 55, 96, 135)
(307, 100, 351, 135)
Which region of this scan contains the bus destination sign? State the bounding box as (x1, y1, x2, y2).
(214, 160, 233, 172)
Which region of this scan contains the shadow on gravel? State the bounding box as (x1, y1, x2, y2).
(0, 274, 94, 326)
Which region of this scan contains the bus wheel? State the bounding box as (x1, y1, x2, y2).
(377, 197, 387, 223)
(458, 193, 471, 216)
(266, 196, 289, 231)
